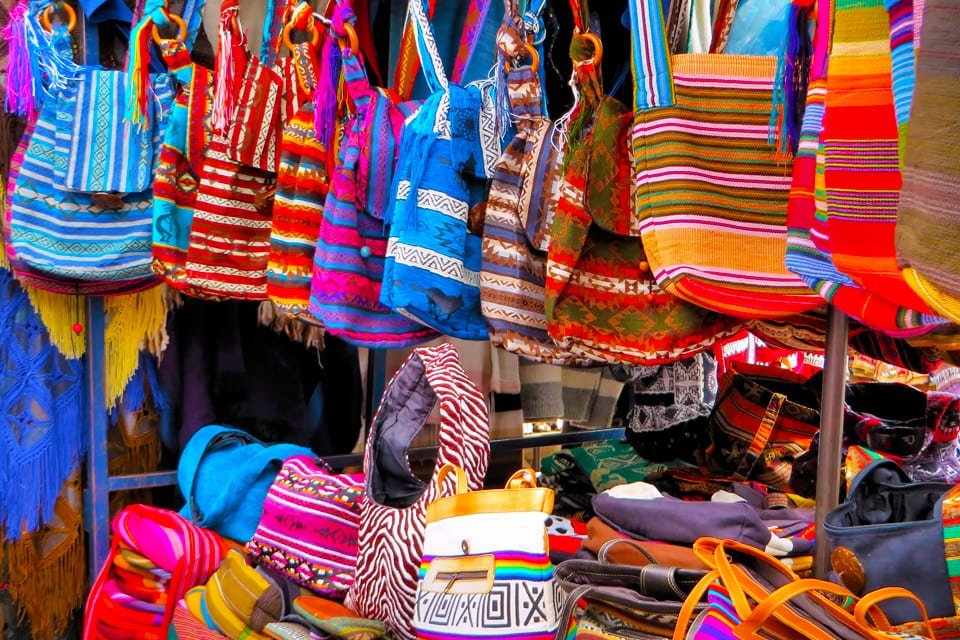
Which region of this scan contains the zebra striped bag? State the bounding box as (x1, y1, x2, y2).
(347, 344, 490, 640)
(630, 0, 821, 319)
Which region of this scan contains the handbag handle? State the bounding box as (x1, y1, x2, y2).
(853, 587, 936, 639)
(735, 579, 858, 640)
(408, 0, 493, 93)
(436, 463, 469, 495)
(732, 392, 786, 481)
(597, 538, 658, 566)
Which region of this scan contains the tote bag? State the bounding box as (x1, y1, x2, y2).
(413, 465, 561, 640)
(479, 5, 590, 365)
(379, 0, 498, 341)
(629, 0, 821, 319)
(896, 0, 960, 322)
(347, 344, 490, 640)
(545, 0, 741, 366)
(309, 0, 439, 347)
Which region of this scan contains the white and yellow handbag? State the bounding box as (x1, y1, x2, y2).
(413, 464, 562, 640)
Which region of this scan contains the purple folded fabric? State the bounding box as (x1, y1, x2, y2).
(592, 492, 814, 556)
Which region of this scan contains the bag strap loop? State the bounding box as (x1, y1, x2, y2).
(628, 0, 675, 111)
(733, 392, 786, 481)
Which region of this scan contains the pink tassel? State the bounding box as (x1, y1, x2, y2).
(211, 1, 246, 133)
(4, 0, 35, 117)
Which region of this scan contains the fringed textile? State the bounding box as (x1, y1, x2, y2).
(104, 286, 169, 410)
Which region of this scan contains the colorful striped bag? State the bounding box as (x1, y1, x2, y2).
(545, 0, 741, 366)
(10, 84, 170, 284)
(182, 0, 308, 300)
(413, 464, 561, 640)
(629, 0, 821, 319)
(783, 0, 945, 334)
(379, 0, 498, 341)
(309, 0, 439, 347)
(247, 455, 364, 598)
(265, 38, 329, 321)
(896, 0, 960, 323)
(479, 1, 590, 365)
(151, 39, 214, 292)
(821, 0, 937, 317)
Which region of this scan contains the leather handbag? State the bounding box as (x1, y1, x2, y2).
(247, 454, 365, 598)
(673, 538, 935, 640)
(414, 464, 561, 640)
(347, 344, 490, 640)
(544, 0, 741, 365)
(555, 554, 708, 639)
(706, 362, 820, 491)
(479, 0, 588, 365)
(824, 458, 960, 626)
(183, 0, 309, 300)
(177, 425, 314, 544)
(629, 0, 821, 320)
(309, 0, 439, 348)
(379, 0, 498, 340)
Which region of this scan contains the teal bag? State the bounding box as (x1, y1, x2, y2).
(177, 425, 314, 543)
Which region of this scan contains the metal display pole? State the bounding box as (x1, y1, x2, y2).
(814, 305, 850, 578)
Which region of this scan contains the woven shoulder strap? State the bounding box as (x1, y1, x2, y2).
(628, 0, 674, 110)
(409, 0, 493, 93)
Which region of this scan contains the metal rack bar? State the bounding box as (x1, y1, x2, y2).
(814, 305, 850, 578)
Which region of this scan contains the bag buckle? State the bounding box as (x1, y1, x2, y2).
(92, 192, 126, 210)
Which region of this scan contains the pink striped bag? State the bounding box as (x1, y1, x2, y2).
(247, 455, 364, 599)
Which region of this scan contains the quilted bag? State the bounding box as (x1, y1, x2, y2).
(479, 1, 589, 365)
(706, 362, 820, 491)
(629, 0, 821, 319)
(247, 454, 364, 599)
(182, 0, 307, 300)
(545, 0, 741, 365)
(379, 0, 498, 341)
(347, 344, 490, 640)
(309, 0, 439, 347)
(152, 39, 214, 291)
(413, 465, 561, 640)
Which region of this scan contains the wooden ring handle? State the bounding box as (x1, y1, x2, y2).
(340, 21, 359, 53)
(504, 42, 539, 74)
(40, 2, 76, 33)
(152, 10, 187, 44)
(282, 16, 321, 52)
(574, 30, 603, 66)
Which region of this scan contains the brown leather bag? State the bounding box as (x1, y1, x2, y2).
(581, 518, 708, 571)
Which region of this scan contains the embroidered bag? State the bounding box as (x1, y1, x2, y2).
(347, 344, 490, 640)
(9, 5, 174, 285)
(783, 0, 946, 334)
(247, 454, 364, 599)
(413, 465, 561, 640)
(309, 0, 439, 347)
(265, 33, 328, 322)
(379, 0, 498, 341)
(479, 1, 590, 365)
(152, 39, 214, 291)
(629, 0, 822, 319)
(182, 0, 308, 300)
(545, 0, 741, 366)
